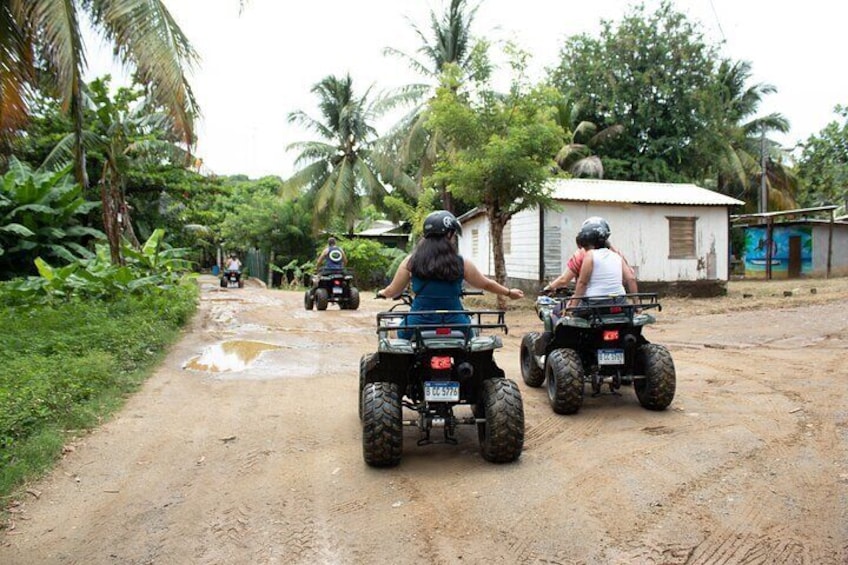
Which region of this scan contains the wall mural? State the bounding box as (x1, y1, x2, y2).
(744, 226, 812, 278)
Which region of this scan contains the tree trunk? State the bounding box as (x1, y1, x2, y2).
(487, 209, 507, 310)
(101, 181, 123, 265)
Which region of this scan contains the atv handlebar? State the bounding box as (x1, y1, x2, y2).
(376, 287, 484, 305)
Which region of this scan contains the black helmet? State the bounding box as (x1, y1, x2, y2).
(423, 210, 462, 238)
(577, 217, 610, 248)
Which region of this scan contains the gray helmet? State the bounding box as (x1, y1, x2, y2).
(577, 217, 610, 248)
(423, 210, 462, 238)
(582, 216, 611, 236)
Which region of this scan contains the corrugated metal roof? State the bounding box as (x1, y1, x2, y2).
(549, 178, 744, 206)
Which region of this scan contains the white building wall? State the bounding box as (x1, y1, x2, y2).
(507, 208, 541, 279)
(461, 203, 732, 282)
(549, 203, 730, 281)
(813, 224, 848, 275)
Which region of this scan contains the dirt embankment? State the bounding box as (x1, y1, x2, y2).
(2, 276, 847, 564)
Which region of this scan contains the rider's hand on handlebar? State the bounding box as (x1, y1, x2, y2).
(375, 291, 386, 300)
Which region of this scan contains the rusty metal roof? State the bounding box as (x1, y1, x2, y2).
(549, 178, 745, 206)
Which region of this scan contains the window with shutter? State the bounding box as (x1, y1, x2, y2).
(668, 217, 697, 259)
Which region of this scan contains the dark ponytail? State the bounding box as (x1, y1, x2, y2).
(408, 234, 462, 280)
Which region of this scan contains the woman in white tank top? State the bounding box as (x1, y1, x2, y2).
(566, 218, 637, 308)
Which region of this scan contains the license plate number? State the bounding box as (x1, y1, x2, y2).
(598, 349, 624, 365)
(332, 287, 343, 294)
(424, 381, 460, 402)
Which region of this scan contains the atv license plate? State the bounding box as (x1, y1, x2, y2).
(424, 381, 460, 402)
(598, 349, 625, 365)
(332, 287, 343, 294)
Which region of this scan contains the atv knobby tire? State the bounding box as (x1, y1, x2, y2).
(348, 287, 360, 310)
(546, 348, 584, 414)
(304, 290, 314, 310)
(520, 332, 545, 387)
(362, 382, 403, 467)
(634, 344, 676, 410)
(358, 353, 377, 420)
(315, 288, 329, 311)
(477, 378, 524, 463)
(219, 277, 227, 288)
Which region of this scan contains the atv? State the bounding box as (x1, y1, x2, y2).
(220, 269, 243, 288)
(359, 290, 524, 467)
(304, 269, 360, 311)
(520, 289, 675, 414)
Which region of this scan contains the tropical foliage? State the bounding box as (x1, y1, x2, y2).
(2, 228, 193, 306)
(284, 74, 393, 233)
(378, 0, 483, 205)
(0, 0, 198, 185)
(0, 157, 102, 279)
(426, 51, 564, 306)
(796, 106, 848, 213)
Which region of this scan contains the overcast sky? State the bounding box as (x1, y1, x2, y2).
(86, 0, 848, 179)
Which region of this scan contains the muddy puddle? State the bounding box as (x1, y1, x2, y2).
(183, 340, 281, 373)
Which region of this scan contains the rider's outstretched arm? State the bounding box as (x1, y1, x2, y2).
(377, 257, 412, 298)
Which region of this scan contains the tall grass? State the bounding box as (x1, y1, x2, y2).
(0, 283, 198, 500)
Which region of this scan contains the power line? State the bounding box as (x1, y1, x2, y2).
(707, 0, 726, 41)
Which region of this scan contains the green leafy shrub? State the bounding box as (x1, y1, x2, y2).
(0, 283, 197, 497)
(338, 238, 405, 289)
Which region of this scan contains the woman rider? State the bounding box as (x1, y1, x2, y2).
(376, 210, 524, 338)
(566, 217, 638, 309)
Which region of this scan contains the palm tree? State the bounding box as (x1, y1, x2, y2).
(378, 0, 481, 209)
(0, 0, 199, 186)
(41, 77, 191, 264)
(704, 60, 797, 212)
(553, 97, 623, 178)
(284, 74, 390, 234)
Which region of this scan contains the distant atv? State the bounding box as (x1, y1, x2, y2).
(520, 289, 675, 414)
(304, 269, 360, 311)
(359, 291, 524, 467)
(220, 269, 243, 288)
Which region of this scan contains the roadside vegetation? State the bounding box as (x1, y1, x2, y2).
(0, 283, 197, 500)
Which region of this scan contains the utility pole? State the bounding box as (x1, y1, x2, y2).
(760, 128, 768, 215)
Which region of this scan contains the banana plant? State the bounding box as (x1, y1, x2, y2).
(0, 157, 103, 278)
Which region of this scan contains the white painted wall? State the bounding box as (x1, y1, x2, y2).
(461, 202, 733, 282)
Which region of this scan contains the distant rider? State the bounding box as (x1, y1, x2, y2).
(226, 253, 242, 272)
(315, 237, 347, 274)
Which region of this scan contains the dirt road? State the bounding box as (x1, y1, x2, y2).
(2, 276, 847, 564)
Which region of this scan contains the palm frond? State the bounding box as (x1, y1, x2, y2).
(94, 0, 199, 149)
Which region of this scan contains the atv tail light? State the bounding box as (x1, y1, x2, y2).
(610, 306, 623, 313)
(435, 327, 451, 335)
(603, 330, 619, 341)
(430, 356, 452, 370)
(333, 280, 341, 286)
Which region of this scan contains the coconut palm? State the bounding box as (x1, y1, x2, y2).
(0, 0, 199, 185)
(284, 74, 390, 234)
(703, 60, 797, 211)
(377, 0, 481, 208)
(553, 97, 623, 178)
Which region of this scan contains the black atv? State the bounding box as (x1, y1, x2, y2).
(520, 289, 675, 414)
(359, 291, 524, 467)
(220, 269, 243, 288)
(304, 269, 360, 311)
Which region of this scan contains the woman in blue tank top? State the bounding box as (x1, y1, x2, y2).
(377, 210, 525, 338)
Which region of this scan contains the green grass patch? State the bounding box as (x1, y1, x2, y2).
(0, 283, 198, 500)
